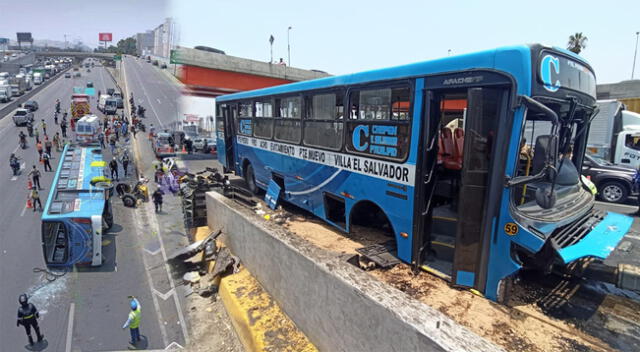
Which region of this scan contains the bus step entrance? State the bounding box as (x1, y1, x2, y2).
(355, 241, 400, 269)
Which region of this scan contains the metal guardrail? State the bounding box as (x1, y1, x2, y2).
(0, 67, 71, 119)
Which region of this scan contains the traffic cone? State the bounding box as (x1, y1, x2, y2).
(26, 198, 32, 209)
(27, 180, 32, 190)
(182, 145, 186, 153)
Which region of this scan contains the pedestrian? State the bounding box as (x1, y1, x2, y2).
(122, 296, 142, 348)
(16, 294, 44, 346)
(31, 186, 42, 211)
(41, 119, 47, 136)
(131, 125, 137, 138)
(44, 137, 52, 155)
(53, 132, 61, 152)
(29, 166, 42, 189)
(98, 131, 106, 149)
(34, 128, 40, 144)
(42, 151, 52, 172)
(54, 111, 58, 125)
(61, 123, 67, 138)
(110, 158, 119, 181)
(110, 135, 117, 155)
(152, 188, 164, 213)
(36, 141, 43, 159)
(122, 152, 130, 177)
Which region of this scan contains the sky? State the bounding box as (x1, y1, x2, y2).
(0, 0, 169, 48)
(171, 0, 640, 84)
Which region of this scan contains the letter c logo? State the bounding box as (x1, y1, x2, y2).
(352, 125, 369, 152)
(541, 55, 561, 92)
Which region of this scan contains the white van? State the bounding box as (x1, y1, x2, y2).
(98, 94, 111, 112)
(75, 114, 102, 145)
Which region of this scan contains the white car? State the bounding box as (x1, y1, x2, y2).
(192, 137, 216, 152)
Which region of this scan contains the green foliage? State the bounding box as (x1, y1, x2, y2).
(567, 33, 588, 54)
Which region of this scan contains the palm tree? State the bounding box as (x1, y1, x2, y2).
(567, 33, 588, 54)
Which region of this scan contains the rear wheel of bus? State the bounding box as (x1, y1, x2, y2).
(244, 162, 259, 194)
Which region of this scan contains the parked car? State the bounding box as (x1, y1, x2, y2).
(582, 154, 637, 203)
(192, 137, 217, 152)
(0, 92, 9, 103)
(86, 81, 94, 88)
(13, 108, 34, 126)
(23, 100, 38, 111)
(160, 63, 167, 69)
(64, 72, 71, 78)
(152, 60, 159, 66)
(74, 72, 81, 78)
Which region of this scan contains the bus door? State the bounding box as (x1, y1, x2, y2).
(216, 103, 236, 172)
(414, 74, 510, 294)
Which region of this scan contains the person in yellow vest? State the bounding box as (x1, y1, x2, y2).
(122, 296, 141, 347)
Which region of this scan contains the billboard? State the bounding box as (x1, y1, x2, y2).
(16, 32, 33, 42)
(0, 38, 8, 44)
(99, 33, 113, 42)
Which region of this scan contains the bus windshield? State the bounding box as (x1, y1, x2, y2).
(511, 97, 596, 221)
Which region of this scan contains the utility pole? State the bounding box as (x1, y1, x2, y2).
(64, 34, 68, 50)
(287, 26, 292, 66)
(269, 35, 274, 64)
(633, 31, 640, 80)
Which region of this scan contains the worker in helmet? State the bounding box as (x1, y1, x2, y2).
(122, 296, 142, 347)
(16, 293, 44, 346)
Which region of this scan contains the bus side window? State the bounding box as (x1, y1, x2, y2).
(254, 99, 274, 139)
(237, 101, 253, 136)
(274, 96, 302, 143)
(303, 92, 344, 150)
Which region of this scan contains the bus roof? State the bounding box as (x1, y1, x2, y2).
(41, 145, 107, 220)
(216, 44, 592, 102)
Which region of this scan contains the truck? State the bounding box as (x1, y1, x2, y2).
(71, 93, 91, 129)
(0, 83, 11, 103)
(587, 99, 640, 168)
(12, 108, 34, 126)
(33, 72, 43, 85)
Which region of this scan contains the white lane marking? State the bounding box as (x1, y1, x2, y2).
(126, 61, 165, 129)
(20, 204, 27, 217)
(143, 247, 161, 256)
(156, 98, 161, 105)
(153, 288, 175, 301)
(65, 302, 75, 352)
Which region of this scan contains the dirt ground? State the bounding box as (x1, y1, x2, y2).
(281, 215, 614, 352)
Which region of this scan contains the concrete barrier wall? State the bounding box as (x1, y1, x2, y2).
(206, 191, 503, 352)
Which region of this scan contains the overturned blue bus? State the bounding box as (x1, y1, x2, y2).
(41, 145, 113, 267)
(215, 44, 640, 302)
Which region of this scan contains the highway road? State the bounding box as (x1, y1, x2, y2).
(0, 62, 182, 351)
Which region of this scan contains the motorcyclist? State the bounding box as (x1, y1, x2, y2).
(137, 105, 145, 118)
(19, 131, 27, 149)
(10, 153, 20, 175)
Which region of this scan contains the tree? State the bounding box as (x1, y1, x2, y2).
(567, 33, 588, 54)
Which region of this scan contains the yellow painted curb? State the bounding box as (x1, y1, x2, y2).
(219, 268, 317, 352)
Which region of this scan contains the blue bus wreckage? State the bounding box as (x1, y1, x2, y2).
(216, 44, 640, 302)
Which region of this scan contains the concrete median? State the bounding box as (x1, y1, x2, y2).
(206, 190, 503, 352)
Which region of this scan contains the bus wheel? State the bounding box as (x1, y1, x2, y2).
(115, 183, 131, 197)
(244, 163, 258, 194)
(122, 194, 137, 208)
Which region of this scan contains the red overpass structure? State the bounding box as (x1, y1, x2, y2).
(175, 47, 329, 97)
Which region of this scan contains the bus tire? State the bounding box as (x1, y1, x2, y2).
(115, 183, 131, 197)
(122, 194, 137, 208)
(244, 163, 259, 194)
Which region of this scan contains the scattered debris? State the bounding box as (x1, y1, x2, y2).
(167, 230, 221, 264)
(212, 247, 240, 278)
(355, 242, 400, 269)
(184, 271, 202, 284)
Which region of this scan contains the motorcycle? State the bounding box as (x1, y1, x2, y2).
(19, 138, 26, 149)
(136, 120, 146, 132)
(137, 105, 145, 118)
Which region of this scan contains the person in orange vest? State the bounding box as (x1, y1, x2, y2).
(36, 141, 43, 159)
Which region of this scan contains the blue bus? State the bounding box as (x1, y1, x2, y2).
(41, 144, 113, 267)
(215, 44, 639, 302)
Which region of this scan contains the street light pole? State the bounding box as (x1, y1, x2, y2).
(287, 26, 292, 66)
(633, 31, 640, 80)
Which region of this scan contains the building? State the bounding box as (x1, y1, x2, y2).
(152, 18, 176, 59)
(135, 31, 154, 56)
(597, 80, 640, 113)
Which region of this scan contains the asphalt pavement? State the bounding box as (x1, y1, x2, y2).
(0, 62, 179, 351)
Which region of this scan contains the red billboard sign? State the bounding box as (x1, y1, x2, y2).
(99, 33, 112, 42)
